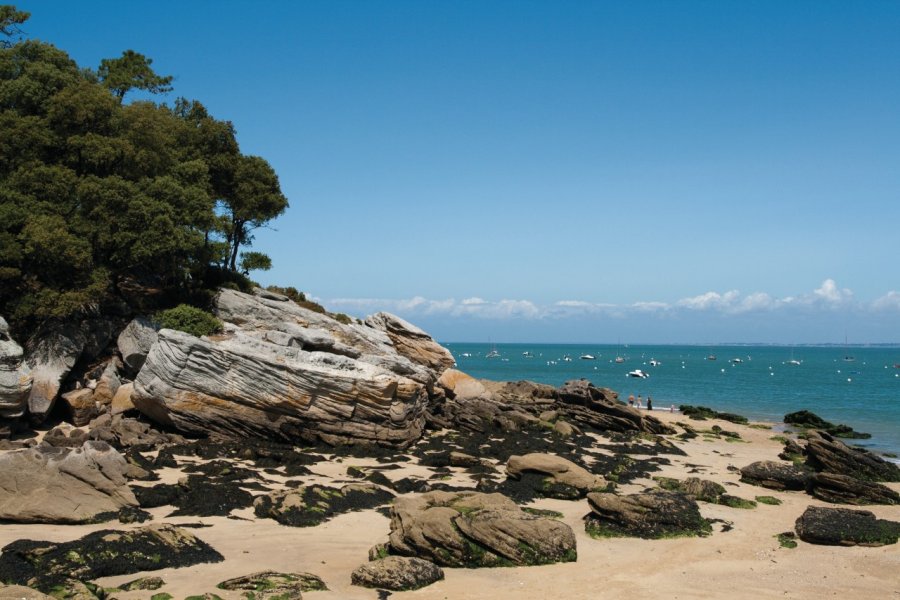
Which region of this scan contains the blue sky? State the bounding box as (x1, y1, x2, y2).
(16, 1, 900, 343)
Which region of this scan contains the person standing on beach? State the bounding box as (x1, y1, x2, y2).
(647, 396, 653, 411)
(628, 393, 635, 407)
(636, 395, 643, 409)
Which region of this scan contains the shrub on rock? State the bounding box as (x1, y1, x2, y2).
(156, 304, 222, 338)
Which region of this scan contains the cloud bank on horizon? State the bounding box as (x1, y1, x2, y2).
(320, 279, 900, 344)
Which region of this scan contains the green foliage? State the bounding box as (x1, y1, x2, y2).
(266, 285, 306, 302)
(239, 251, 271, 273)
(0, 8, 288, 334)
(755, 495, 782, 506)
(332, 312, 352, 325)
(776, 532, 798, 549)
(97, 50, 173, 101)
(156, 304, 222, 337)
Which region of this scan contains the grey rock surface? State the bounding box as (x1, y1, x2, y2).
(0, 316, 32, 421)
(117, 316, 158, 374)
(352, 556, 444, 591)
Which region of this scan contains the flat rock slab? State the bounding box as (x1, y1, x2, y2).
(506, 452, 606, 499)
(0, 441, 137, 523)
(585, 491, 711, 539)
(810, 472, 900, 505)
(795, 506, 900, 546)
(217, 570, 327, 598)
(0, 524, 223, 592)
(804, 431, 900, 483)
(388, 490, 577, 568)
(739, 460, 811, 491)
(352, 556, 444, 591)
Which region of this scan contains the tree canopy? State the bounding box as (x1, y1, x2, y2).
(0, 5, 289, 333)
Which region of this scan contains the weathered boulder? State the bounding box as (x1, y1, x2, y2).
(365, 312, 455, 374)
(557, 379, 674, 434)
(804, 430, 900, 482)
(809, 472, 900, 505)
(784, 410, 870, 439)
(91, 359, 122, 405)
(0, 523, 223, 592)
(585, 491, 711, 539)
(0, 316, 32, 422)
(655, 476, 755, 508)
(25, 317, 120, 422)
(0, 441, 137, 523)
(506, 453, 606, 499)
(117, 316, 158, 374)
(253, 483, 394, 527)
(133, 328, 431, 448)
(438, 395, 540, 433)
(739, 460, 812, 491)
(218, 571, 327, 598)
(794, 506, 900, 546)
(59, 388, 100, 426)
(388, 491, 577, 567)
(0, 585, 53, 599)
(352, 556, 444, 591)
(87, 413, 183, 449)
(438, 368, 489, 401)
(110, 381, 135, 415)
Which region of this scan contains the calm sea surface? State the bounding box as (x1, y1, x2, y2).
(443, 343, 900, 457)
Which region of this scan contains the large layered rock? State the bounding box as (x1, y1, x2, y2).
(0, 441, 137, 523)
(0, 316, 31, 423)
(556, 379, 674, 434)
(388, 491, 577, 567)
(585, 491, 711, 539)
(365, 312, 455, 373)
(133, 327, 432, 447)
(506, 453, 606, 499)
(25, 317, 119, 422)
(804, 430, 900, 482)
(794, 506, 900, 546)
(809, 472, 900, 505)
(0, 523, 223, 592)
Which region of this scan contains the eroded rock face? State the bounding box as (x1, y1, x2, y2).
(585, 491, 710, 539)
(0, 523, 223, 593)
(804, 430, 900, 483)
(506, 453, 606, 499)
(117, 316, 158, 375)
(352, 556, 444, 591)
(365, 312, 455, 374)
(557, 379, 674, 435)
(0, 440, 137, 523)
(794, 506, 900, 546)
(739, 460, 812, 491)
(388, 491, 577, 567)
(133, 328, 431, 448)
(218, 571, 327, 597)
(809, 472, 900, 505)
(0, 316, 32, 424)
(25, 317, 120, 422)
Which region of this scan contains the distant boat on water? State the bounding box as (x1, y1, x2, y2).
(580, 354, 596, 360)
(522, 351, 534, 358)
(485, 342, 500, 359)
(707, 355, 717, 361)
(730, 358, 743, 364)
(627, 369, 649, 379)
(649, 359, 661, 367)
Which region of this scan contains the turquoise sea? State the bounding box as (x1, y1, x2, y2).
(443, 343, 900, 457)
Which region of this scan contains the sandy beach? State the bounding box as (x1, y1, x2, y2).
(2, 409, 897, 600)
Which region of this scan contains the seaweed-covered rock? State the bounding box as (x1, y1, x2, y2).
(133, 475, 254, 517)
(654, 476, 755, 508)
(351, 556, 444, 591)
(217, 571, 327, 598)
(0, 524, 223, 592)
(809, 472, 900, 505)
(506, 453, 606, 499)
(794, 506, 900, 546)
(388, 491, 576, 567)
(0, 441, 137, 523)
(585, 491, 711, 539)
(678, 405, 748, 424)
(739, 460, 811, 491)
(254, 483, 393, 527)
(783, 410, 870, 439)
(557, 379, 674, 434)
(804, 431, 900, 483)
(117, 576, 165, 591)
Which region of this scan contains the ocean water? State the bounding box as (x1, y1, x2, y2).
(443, 343, 900, 456)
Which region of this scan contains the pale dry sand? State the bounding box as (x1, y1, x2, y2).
(2, 412, 898, 599)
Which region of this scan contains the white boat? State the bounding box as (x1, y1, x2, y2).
(627, 369, 649, 379)
(522, 351, 534, 358)
(460, 352, 472, 358)
(562, 355, 573, 362)
(580, 354, 596, 360)
(614, 356, 625, 364)
(485, 350, 500, 359)
(649, 359, 661, 367)
(787, 359, 801, 366)
(730, 358, 743, 364)
(707, 355, 717, 361)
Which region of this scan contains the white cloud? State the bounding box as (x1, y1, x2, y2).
(676, 290, 740, 311)
(873, 291, 900, 311)
(813, 278, 853, 305)
(556, 300, 593, 308)
(461, 297, 488, 306)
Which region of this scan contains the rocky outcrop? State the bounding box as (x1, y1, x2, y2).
(585, 491, 711, 539)
(804, 430, 900, 482)
(365, 312, 455, 374)
(133, 328, 431, 448)
(0, 441, 137, 523)
(0, 523, 223, 593)
(24, 317, 120, 422)
(0, 585, 53, 599)
(655, 476, 755, 508)
(794, 506, 900, 546)
(784, 410, 870, 439)
(0, 316, 32, 424)
(352, 556, 444, 591)
(556, 379, 675, 434)
(739, 460, 812, 491)
(809, 472, 900, 505)
(506, 453, 606, 499)
(117, 316, 158, 375)
(388, 491, 577, 567)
